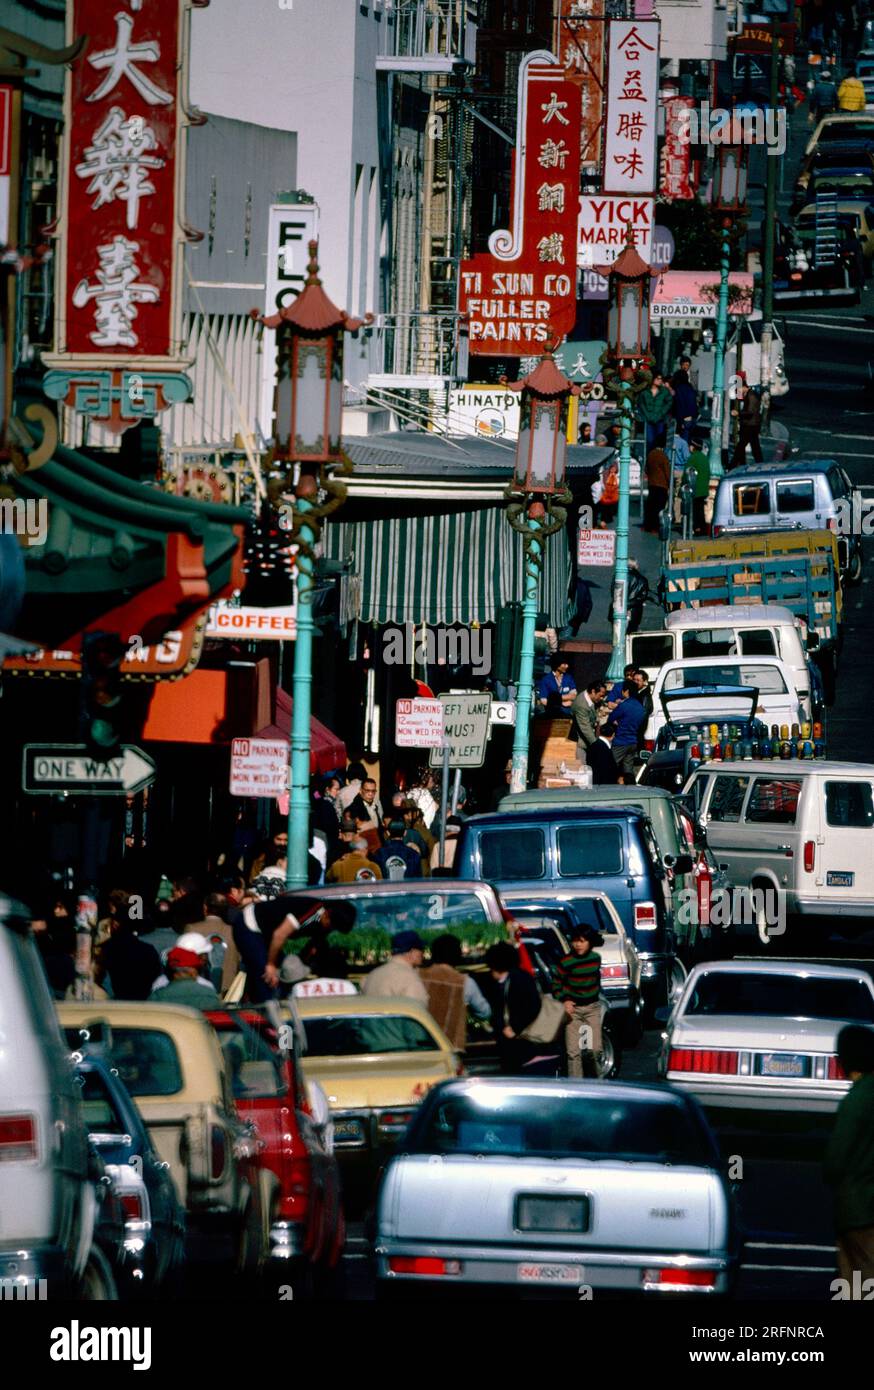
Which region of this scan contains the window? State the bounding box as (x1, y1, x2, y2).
(684, 971, 874, 1023)
(215, 1020, 285, 1099)
(776, 480, 816, 515)
(732, 483, 770, 516)
(411, 1090, 715, 1165)
(104, 1029, 184, 1097)
(745, 778, 802, 825)
(740, 629, 777, 657)
(318, 889, 491, 936)
(682, 630, 737, 658)
(556, 824, 623, 877)
(78, 1070, 125, 1134)
(664, 664, 787, 693)
(630, 633, 674, 671)
(827, 466, 849, 500)
(303, 1014, 440, 1057)
(708, 775, 750, 822)
(825, 781, 874, 828)
(481, 829, 545, 880)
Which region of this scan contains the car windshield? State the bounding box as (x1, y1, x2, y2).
(817, 123, 874, 143)
(683, 973, 874, 1023)
(78, 1069, 127, 1134)
(664, 664, 787, 694)
(408, 1088, 715, 1165)
(214, 1018, 285, 1098)
(80, 1028, 184, 1098)
(302, 1012, 440, 1056)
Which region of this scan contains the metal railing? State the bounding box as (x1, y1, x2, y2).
(369, 312, 461, 380)
(379, 0, 477, 68)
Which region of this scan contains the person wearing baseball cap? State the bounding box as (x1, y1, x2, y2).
(360, 928, 428, 1004)
(149, 944, 221, 1011)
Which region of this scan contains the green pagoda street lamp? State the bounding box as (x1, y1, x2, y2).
(595, 229, 656, 684)
(502, 349, 576, 795)
(708, 126, 749, 482)
(251, 241, 370, 889)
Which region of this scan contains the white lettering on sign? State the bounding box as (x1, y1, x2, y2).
(578, 528, 617, 566)
(396, 698, 445, 748)
(230, 739, 288, 799)
(578, 195, 654, 267)
(206, 601, 297, 641)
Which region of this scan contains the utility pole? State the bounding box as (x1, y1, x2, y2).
(759, 15, 781, 426)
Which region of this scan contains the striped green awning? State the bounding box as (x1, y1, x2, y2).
(322, 507, 572, 628)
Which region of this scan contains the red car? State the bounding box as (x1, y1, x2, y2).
(206, 1007, 345, 1291)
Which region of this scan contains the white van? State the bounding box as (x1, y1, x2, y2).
(683, 761, 874, 928)
(628, 605, 818, 720)
(645, 656, 806, 744)
(0, 896, 110, 1296)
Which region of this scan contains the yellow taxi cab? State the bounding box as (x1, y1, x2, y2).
(290, 995, 460, 1176)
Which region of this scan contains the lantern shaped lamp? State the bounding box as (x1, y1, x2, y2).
(252, 240, 370, 463)
(596, 233, 654, 363)
(506, 352, 577, 494)
(712, 120, 749, 212)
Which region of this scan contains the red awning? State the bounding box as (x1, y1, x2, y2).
(255, 687, 347, 776)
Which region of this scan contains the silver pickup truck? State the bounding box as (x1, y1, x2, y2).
(375, 1077, 738, 1298)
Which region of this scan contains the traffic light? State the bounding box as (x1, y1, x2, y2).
(493, 601, 523, 685)
(81, 631, 126, 758)
(241, 503, 296, 608)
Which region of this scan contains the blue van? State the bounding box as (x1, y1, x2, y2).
(454, 807, 680, 1009)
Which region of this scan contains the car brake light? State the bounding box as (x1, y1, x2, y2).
(0, 1115, 37, 1162)
(601, 964, 629, 980)
(828, 1056, 846, 1081)
(377, 1109, 415, 1135)
(668, 1048, 739, 1075)
(643, 738, 655, 752)
(634, 902, 658, 931)
(643, 1267, 717, 1289)
(712, 525, 722, 538)
(210, 1125, 226, 1180)
(120, 1192, 144, 1222)
(827, 516, 836, 531)
(804, 839, 815, 872)
(388, 1256, 461, 1276)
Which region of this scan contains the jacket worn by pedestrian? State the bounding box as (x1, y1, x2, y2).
(325, 851, 383, 883)
(638, 384, 674, 426)
(611, 695, 646, 748)
(838, 75, 866, 111)
(571, 691, 601, 750)
(738, 388, 761, 431)
(373, 838, 422, 880)
(150, 976, 222, 1011)
(552, 950, 602, 1005)
(823, 1073, 874, 1233)
(491, 968, 541, 1040)
(587, 737, 620, 785)
(420, 962, 468, 1050)
(672, 374, 698, 425)
(360, 955, 428, 1005)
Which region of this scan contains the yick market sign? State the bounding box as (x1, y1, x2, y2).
(459, 51, 581, 353)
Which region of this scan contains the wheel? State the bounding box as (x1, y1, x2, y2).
(599, 1019, 621, 1079)
(80, 1244, 119, 1301)
(848, 545, 863, 586)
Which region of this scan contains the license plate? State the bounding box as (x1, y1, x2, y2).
(827, 871, 854, 887)
(758, 1052, 808, 1078)
(333, 1119, 366, 1143)
(517, 1263, 584, 1283)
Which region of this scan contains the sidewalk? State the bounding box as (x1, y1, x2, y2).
(561, 519, 665, 657)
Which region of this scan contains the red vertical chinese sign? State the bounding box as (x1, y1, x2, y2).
(458, 53, 582, 354)
(555, 0, 606, 170)
(660, 92, 696, 201)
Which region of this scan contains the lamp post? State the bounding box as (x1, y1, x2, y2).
(251, 241, 370, 888)
(502, 351, 576, 795)
(595, 231, 656, 684)
(708, 128, 749, 481)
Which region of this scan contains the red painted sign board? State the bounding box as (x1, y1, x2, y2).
(555, 0, 606, 168)
(459, 53, 581, 354)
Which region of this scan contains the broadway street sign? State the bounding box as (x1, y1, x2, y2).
(23, 744, 156, 796)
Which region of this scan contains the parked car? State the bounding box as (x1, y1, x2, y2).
(291, 995, 460, 1190)
(796, 199, 874, 263)
(497, 887, 643, 1053)
(629, 604, 822, 722)
(645, 658, 806, 747)
(660, 960, 874, 1115)
(0, 895, 115, 1298)
(710, 459, 862, 586)
(806, 166, 874, 203)
(374, 1077, 738, 1298)
(802, 113, 874, 161)
(74, 1050, 186, 1297)
(681, 760, 874, 933)
(640, 685, 770, 793)
(454, 807, 678, 1011)
(58, 1001, 267, 1275)
(205, 1006, 345, 1289)
(774, 217, 864, 302)
(795, 143, 874, 205)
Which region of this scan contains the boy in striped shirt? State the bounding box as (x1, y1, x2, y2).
(552, 923, 604, 1078)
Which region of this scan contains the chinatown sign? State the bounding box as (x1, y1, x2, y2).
(1, 617, 206, 681)
(43, 0, 199, 433)
(555, 0, 606, 168)
(602, 19, 660, 195)
(458, 51, 581, 354)
(660, 92, 696, 201)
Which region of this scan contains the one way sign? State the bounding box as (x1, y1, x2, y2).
(23, 745, 156, 797)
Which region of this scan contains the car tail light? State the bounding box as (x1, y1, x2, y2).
(634, 902, 658, 931)
(643, 738, 655, 752)
(790, 271, 803, 281)
(803, 840, 815, 872)
(0, 1114, 37, 1162)
(388, 1256, 461, 1276)
(711, 525, 722, 538)
(828, 1056, 846, 1081)
(601, 964, 629, 980)
(119, 1191, 145, 1222)
(210, 1125, 226, 1180)
(668, 1048, 739, 1075)
(827, 516, 836, 531)
(643, 1267, 717, 1290)
(377, 1109, 415, 1135)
